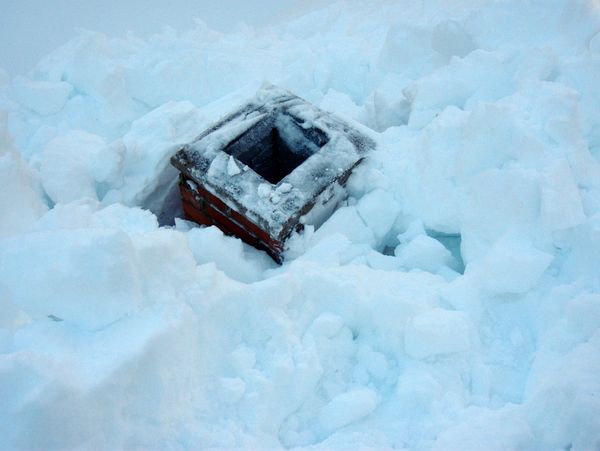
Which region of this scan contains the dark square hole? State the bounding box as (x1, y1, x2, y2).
(222, 112, 329, 184)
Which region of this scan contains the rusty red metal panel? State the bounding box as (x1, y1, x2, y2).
(179, 178, 284, 262)
(191, 182, 277, 246)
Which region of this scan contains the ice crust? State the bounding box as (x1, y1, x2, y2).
(1, 0, 600, 449)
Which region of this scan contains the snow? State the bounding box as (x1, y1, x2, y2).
(0, 228, 142, 330)
(395, 234, 458, 274)
(0, 151, 48, 236)
(227, 155, 241, 176)
(318, 387, 380, 433)
(540, 158, 586, 231)
(40, 130, 115, 203)
(8, 81, 73, 116)
(257, 182, 271, 199)
(1, 0, 600, 449)
(404, 308, 471, 359)
(186, 225, 275, 283)
(117, 100, 206, 213)
(356, 188, 400, 243)
(470, 233, 554, 295)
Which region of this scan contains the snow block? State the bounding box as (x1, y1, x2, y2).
(364, 74, 411, 131)
(471, 234, 553, 295)
(566, 293, 600, 341)
(540, 159, 585, 231)
(404, 308, 470, 359)
(356, 188, 401, 242)
(186, 225, 274, 283)
(311, 206, 376, 248)
(41, 130, 120, 204)
(9, 81, 72, 116)
(395, 234, 456, 273)
(318, 388, 379, 433)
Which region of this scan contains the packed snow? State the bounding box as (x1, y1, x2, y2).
(1, 0, 600, 449)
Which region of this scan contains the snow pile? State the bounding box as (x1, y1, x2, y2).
(1, 0, 600, 448)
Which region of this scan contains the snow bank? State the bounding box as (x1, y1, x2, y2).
(0, 228, 142, 330)
(1, 0, 600, 448)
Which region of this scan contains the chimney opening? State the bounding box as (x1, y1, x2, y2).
(222, 112, 329, 184)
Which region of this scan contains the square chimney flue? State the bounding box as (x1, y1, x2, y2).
(171, 85, 375, 263)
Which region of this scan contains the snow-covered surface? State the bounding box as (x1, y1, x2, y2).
(1, 0, 600, 448)
(173, 84, 374, 239)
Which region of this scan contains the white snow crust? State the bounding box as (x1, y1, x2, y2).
(1, 0, 600, 449)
